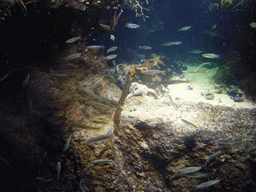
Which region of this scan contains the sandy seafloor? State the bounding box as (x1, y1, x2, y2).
(169, 67, 255, 109)
(121, 66, 255, 124)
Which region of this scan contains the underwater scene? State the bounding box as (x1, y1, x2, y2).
(0, 0, 256, 191)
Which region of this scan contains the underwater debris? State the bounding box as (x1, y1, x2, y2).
(181, 119, 197, 128)
(175, 166, 202, 174)
(195, 179, 220, 190)
(204, 151, 222, 166)
(57, 161, 61, 182)
(91, 159, 117, 166)
(84, 134, 112, 145)
(63, 134, 72, 152)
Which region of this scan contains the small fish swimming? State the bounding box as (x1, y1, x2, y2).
(181, 119, 197, 128)
(86, 45, 105, 49)
(204, 151, 222, 166)
(188, 50, 203, 54)
(85, 134, 112, 145)
(195, 179, 220, 190)
(202, 53, 220, 59)
(125, 23, 140, 28)
(22, 73, 30, 87)
(141, 70, 165, 75)
(178, 26, 191, 31)
(73, 123, 101, 129)
(107, 46, 118, 53)
(36, 177, 52, 182)
(104, 54, 117, 60)
(211, 24, 217, 29)
(110, 34, 115, 42)
(175, 166, 202, 174)
(249, 22, 256, 28)
(79, 180, 86, 192)
(120, 117, 136, 124)
(63, 134, 72, 152)
(65, 36, 81, 44)
(0, 156, 13, 170)
(91, 159, 117, 166)
(184, 172, 208, 178)
(161, 41, 182, 46)
(138, 46, 152, 50)
(57, 161, 61, 182)
(63, 53, 81, 60)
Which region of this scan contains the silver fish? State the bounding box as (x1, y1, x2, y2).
(141, 70, 165, 75)
(202, 53, 220, 59)
(57, 161, 61, 182)
(175, 166, 201, 174)
(63, 53, 81, 60)
(107, 46, 118, 53)
(181, 119, 197, 128)
(91, 159, 117, 166)
(184, 172, 208, 178)
(79, 180, 86, 192)
(188, 50, 203, 54)
(195, 179, 220, 189)
(86, 45, 105, 49)
(85, 134, 112, 145)
(36, 177, 52, 182)
(0, 156, 13, 170)
(125, 23, 140, 28)
(65, 36, 81, 43)
(204, 151, 222, 166)
(104, 54, 117, 60)
(161, 41, 182, 46)
(63, 134, 72, 152)
(138, 46, 152, 50)
(178, 26, 191, 31)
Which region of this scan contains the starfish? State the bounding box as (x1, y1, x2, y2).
(127, 82, 158, 99)
(100, 10, 123, 32)
(142, 56, 165, 70)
